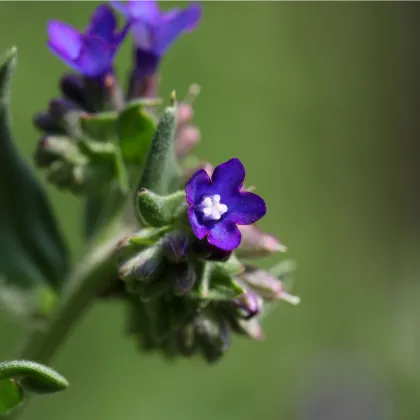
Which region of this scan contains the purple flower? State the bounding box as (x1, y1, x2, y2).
(47, 5, 130, 78)
(112, 0, 202, 85)
(185, 159, 267, 252)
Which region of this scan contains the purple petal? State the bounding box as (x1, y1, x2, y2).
(87, 5, 117, 41)
(132, 21, 156, 51)
(210, 158, 245, 198)
(185, 168, 212, 205)
(154, 4, 202, 55)
(164, 4, 202, 31)
(208, 220, 241, 251)
(110, 1, 130, 17)
(47, 21, 82, 62)
(227, 192, 267, 225)
(126, 0, 160, 20)
(188, 207, 209, 240)
(74, 35, 115, 77)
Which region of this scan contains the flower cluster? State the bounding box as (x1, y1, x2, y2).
(34, 1, 299, 363)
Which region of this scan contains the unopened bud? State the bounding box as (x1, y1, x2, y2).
(195, 316, 231, 363)
(233, 289, 263, 319)
(175, 126, 201, 158)
(48, 98, 80, 121)
(241, 267, 300, 305)
(237, 318, 265, 341)
(174, 262, 197, 295)
(177, 103, 194, 126)
(34, 135, 78, 168)
(60, 73, 89, 110)
(33, 112, 64, 134)
(236, 224, 287, 259)
(119, 246, 164, 284)
(162, 232, 190, 263)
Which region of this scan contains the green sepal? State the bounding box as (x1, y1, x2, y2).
(0, 379, 22, 416)
(34, 135, 82, 168)
(191, 262, 244, 301)
(79, 111, 117, 142)
(214, 254, 244, 276)
(0, 360, 68, 395)
(0, 47, 68, 300)
(136, 189, 186, 227)
(117, 102, 156, 163)
(119, 245, 164, 285)
(137, 93, 181, 195)
(128, 227, 171, 246)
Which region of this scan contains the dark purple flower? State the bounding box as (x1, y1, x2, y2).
(112, 0, 202, 92)
(185, 158, 267, 252)
(47, 5, 130, 78)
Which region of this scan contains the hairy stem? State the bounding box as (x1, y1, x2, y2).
(21, 220, 129, 363)
(7, 219, 130, 419)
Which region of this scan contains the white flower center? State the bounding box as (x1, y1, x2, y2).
(197, 194, 228, 221)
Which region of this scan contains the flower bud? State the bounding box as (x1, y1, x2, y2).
(232, 288, 263, 319)
(34, 135, 78, 168)
(59, 73, 89, 110)
(119, 246, 165, 284)
(177, 103, 194, 126)
(162, 232, 190, 263)
(195, 316, 231, 363)
(33, 112, 63, 134)
(241, 267, 300, 304)
(173, 262, 197, 295)
(236, 318, 265, 341)
(236, 224, 286, 259)
(175, 125, 200, 158)
(48, 98, 80, 121)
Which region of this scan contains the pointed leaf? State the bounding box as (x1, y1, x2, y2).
(0, 361, 68, 395)
(79, 111, 117, 142)
(117, 103, 156, 163)
(0, 49, 68, 320)
(136, 189, 186, 227)
(0, 379, 21, 415)
(137, 93, 181, 195)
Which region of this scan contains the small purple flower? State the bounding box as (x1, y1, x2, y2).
(185, 159, 267, 252)
(112, 0, 202, 88)
(47, 5, 130, 78)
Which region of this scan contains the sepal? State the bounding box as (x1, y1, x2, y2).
(136, 189, 186, 227)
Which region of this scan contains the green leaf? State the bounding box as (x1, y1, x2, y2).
(0, 48, 68, 319)
(137, 93, 181, 195)
(79, 111, 117, 142)
(0, 361, 69, 395)
(214, 254, 244, 276)
(192, 262, 244, 301)
(0, 379, 21, 415)
(128, 227, 171, 245)
(117, 103, 156, 163)
(136, 189, 186, 227)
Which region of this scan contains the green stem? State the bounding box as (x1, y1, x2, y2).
(17, 220, 130, 364)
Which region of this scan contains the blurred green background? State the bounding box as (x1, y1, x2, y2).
(1, 1, 420, 419)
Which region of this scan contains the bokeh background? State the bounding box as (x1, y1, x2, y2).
(1, 1, 420, 419)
